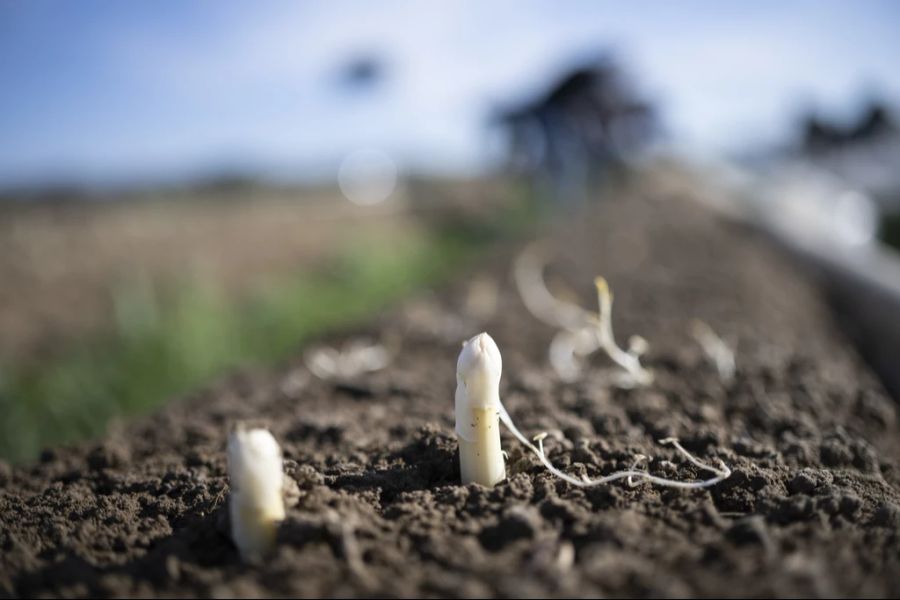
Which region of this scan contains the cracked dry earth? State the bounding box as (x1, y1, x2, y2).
(2, 189, 899, 598)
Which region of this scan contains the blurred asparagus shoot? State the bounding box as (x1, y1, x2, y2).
(690, 319, 736, 383)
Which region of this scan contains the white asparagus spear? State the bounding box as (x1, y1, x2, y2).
(227, 426, 286, 563)
(455, 332, 506, 487)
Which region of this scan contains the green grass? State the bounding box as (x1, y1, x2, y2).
(0, 229, 480, 463)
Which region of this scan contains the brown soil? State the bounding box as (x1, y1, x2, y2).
(2, 186, 899, 598)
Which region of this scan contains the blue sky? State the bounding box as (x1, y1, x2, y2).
(1, 0, 899, 186)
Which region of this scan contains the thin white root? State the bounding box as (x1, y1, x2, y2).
(626, 454, 648, 487)
(499, 403, 730, 489)
(591, 277, 654, 387)
(513, 243, 596, 382)
(513, 244, 654, 386)
(305, 339, 391, 380)
(690, 319, 736, 383)
(549, 328, 600, 382)
(628, 335, 649, 358)
(658, 437, 732, 478)
(513, 243, 594, 331)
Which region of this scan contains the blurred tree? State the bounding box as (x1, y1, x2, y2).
(492, 56, 657, 205)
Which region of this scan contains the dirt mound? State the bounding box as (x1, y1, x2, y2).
(2, 188, 899, 597)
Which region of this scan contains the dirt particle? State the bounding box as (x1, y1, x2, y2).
(87, 443, 130, 471)
(726, 515, 773, 551)
(871, 502, 900, 528)
(503, 473, 534, 501)
(787, 469, 832, 495)
(778, 495, 818, 522)
(290, 464, 326, 489)
(820, 439, 853, 467)
(733, 436, 777, 459)
(787, 472, 816, 495)
(479, 504, 543, 551)
(838, 494, 862, 519)
(539, 496, 581, 525)
(817, 495, 840, 516)
(855, 392, 896, 429)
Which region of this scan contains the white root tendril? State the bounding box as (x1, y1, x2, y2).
(513, 243, 594, 331)
(513, 244, 597, 381)
(591, 277, 654, 387)
(628, 335, 649, 358)
(549, 328, 599, 383)
(305, 339, 391, 380)
(499, 403, 731, 489)
(690, 319, 736, 383)
(626, 454, 648, 487)
(513, 244, 654, 387)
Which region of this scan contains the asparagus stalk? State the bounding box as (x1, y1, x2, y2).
(227, 426, 286, 563)
(455, 332, 506, 487)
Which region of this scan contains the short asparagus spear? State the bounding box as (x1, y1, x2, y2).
(455, 332, 506, 487)
(227, 426, 286, 563)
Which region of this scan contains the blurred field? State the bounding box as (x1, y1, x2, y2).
(0, 186, 413, 364)
(0, 180, 529, 462)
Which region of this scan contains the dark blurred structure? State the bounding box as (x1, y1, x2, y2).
(797, 100, 900, 223)
(803, 101, 897, 153)
(493, 57, 658, 203)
